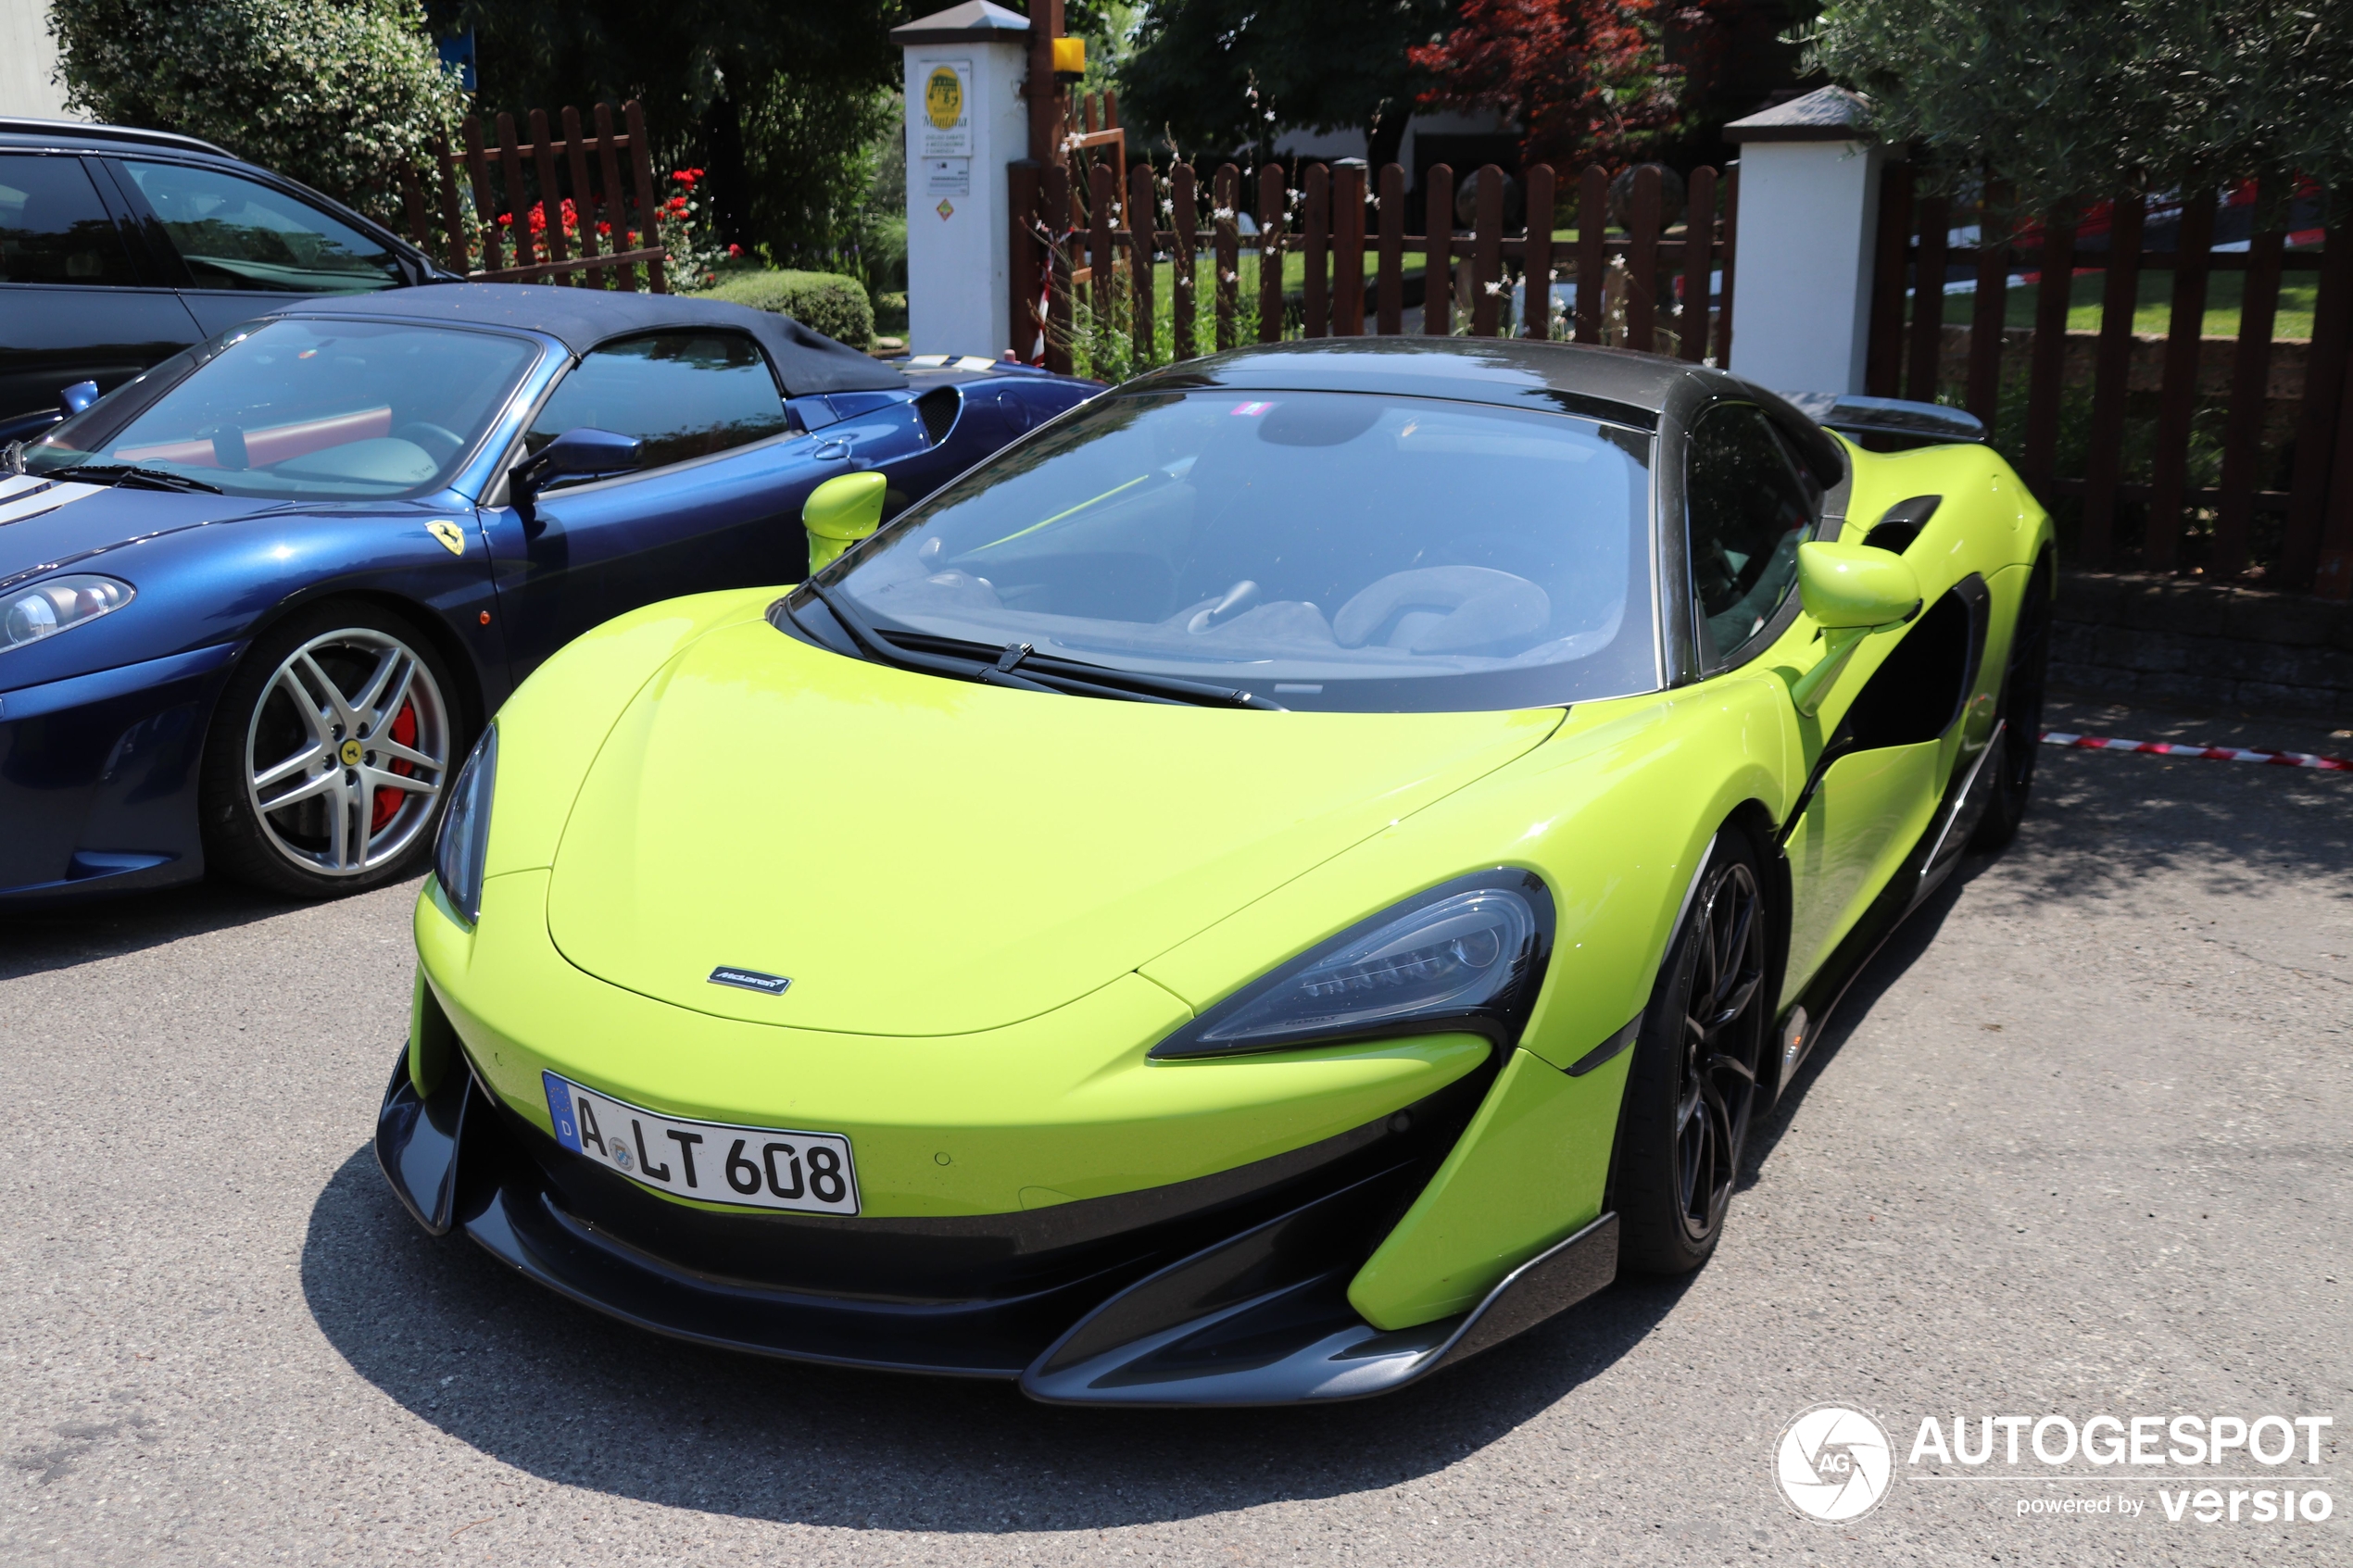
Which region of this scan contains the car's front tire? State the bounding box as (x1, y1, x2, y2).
(200, 602, 461, 898)
(1614, 826, 1773, 1275)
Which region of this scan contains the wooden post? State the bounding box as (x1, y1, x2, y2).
(1965, 181, 2008, 421)
(2080, 191, 2145, 567)
(1128, 161, 1156, 360)
(1680, 165, 1717, 363)
(2213, 191, 2285, 578)
(594, 104, 635, 292)
(465, 118, 504, 273)
(1624, 165, 1661, 352)
(1866, 163, 1913, 395)
(497, 113, 535, 273)
(530, 109, 571, 282)
(1376, 162, 1405, 335)
(1214, 163, 1240, 351)
(1256, 163, 1286, 343)
(1302, 163, 1330, 338)
(1171, 162, 1198, 361)
(624, 100, 666, 292)
(1009, 158, 1043, 362)
(1043, 160, 1073, 373)
(1905, 194, 1948, 402)
(2282, 220, 2353, 587)
(2021, 202, 2077, 497)
(2145, 187, 2218, 570)
(1523, 164, 1554, 340)
(1471, 165, 1504, 336)
(1577, 164, 1606, 345)
(1086, 160, 1116, 326)
(1331, 160, 1365, 335)
(399, 166, 430, 257)
(432, 133, 469, 274)
(1026, 0, 1063, 164)
(2317, 370, 2353, 598)
(562, 107, 605, 287)
(1423, 163, 1453, 336)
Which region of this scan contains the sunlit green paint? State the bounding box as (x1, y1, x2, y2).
(1348, 1046, 1631, 1330)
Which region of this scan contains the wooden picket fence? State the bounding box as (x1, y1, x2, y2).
(1010, 97, 1736, 376)
(1867, 167, 2353, 593)
(397, 100, 669, 292)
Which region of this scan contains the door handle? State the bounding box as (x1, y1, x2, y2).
(812, 436, 851, 461)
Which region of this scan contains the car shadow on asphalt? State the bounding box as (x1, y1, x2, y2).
(0, 878, 315, 981)
(1734, 846, 1983, 1191)
(299, 1144, 1695, 1528)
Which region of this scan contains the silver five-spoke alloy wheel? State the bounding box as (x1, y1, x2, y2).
(245, 628, 451, 878)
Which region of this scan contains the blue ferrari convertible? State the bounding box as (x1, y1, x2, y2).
(0, 284, 1095, 903)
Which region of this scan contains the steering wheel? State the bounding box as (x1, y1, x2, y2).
(393, 421, 466, 466)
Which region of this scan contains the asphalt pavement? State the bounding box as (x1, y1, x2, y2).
(2, 696, 2347, 1566)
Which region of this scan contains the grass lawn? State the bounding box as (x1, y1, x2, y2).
(1938, 261, 2320, 338)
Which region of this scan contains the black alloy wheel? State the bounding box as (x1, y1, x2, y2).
(199, 601, 464, 898)
(1970, 550, 2054, 851)
(1616, 829, 1772, 1273)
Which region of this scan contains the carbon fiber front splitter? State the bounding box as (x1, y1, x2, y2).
(374, 1051, 1618, 1404)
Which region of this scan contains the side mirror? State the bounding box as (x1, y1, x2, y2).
(803, 471, 887, 572)
(57, 381, 99, 418)
(513, 427, 641, 497)
(1797, 540, 1921, 629)
(1789, 541, 1921, 715)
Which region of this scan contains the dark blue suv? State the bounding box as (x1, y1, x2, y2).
(0, 117, 452, 444)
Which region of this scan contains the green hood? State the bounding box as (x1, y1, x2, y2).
(546, 621, 1562, 1035)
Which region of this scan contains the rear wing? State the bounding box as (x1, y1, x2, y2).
(1781, 393, 1985, 451)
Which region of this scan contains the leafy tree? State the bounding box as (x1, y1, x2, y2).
(51, 0, 464, 221)
(1115, 0, 1456, 169)
(451, 0, 906, 254)
(1808, 0, 2353, 206)
(1410, 0, 1684, 168)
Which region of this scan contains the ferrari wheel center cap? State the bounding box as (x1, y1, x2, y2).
(339, 739, 365, 766)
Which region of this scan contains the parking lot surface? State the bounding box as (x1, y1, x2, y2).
(3, 697, 2347, 1566)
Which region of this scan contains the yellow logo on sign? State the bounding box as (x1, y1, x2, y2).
(924, 67, 963, 130)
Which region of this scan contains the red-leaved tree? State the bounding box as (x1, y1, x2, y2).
(1410, 0, 1688, 168)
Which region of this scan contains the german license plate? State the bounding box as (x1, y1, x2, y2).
(541, 1071, 859, 1215)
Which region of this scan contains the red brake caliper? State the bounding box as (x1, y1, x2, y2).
(371, 702, 418, 832)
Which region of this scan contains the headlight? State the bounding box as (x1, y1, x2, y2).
(1, 575, 133, 654)
(1151, 872, 1554, 1060)
(434, 725, 497, 923)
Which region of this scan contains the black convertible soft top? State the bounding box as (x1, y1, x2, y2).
(270, 282, 906, 396)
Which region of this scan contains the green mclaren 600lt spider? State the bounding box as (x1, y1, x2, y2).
(380, 337, 2054, 1406)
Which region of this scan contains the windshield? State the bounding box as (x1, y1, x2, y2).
(818, 390, 1656, 711)
(22, 319, 541, 500)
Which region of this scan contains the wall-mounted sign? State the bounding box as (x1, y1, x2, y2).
(917, 60, 973, 158)
(923, 157, 971, 197)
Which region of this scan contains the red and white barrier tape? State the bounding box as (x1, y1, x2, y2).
(2043, 730, 2353, 773)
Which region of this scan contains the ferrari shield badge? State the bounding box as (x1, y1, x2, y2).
(427, 520, 466, 556)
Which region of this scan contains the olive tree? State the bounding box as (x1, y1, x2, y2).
(52, 0, 465, 221)
(1808, 0, 2353, 205)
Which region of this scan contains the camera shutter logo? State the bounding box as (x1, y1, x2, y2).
(1775, 1404, 1894, 1523)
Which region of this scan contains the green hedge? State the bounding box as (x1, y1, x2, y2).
(695, 270, 875, 349)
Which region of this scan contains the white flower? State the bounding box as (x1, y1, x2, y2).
(1212, 207, 1235, 220)
(1264, 110, 1276, 121)
(1484, 281, 1502, 295)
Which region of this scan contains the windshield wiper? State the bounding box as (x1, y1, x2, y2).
(791, 583, 1282, 710)
(48, 463, 224, 495)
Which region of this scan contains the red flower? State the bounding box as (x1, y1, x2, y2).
(726, 243, 743, 257)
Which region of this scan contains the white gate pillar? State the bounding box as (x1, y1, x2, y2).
(1724, 88, 1888, 396)
(893, 1, 1031, 358)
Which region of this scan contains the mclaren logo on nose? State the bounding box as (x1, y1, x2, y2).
(709, 966, 792, 996)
